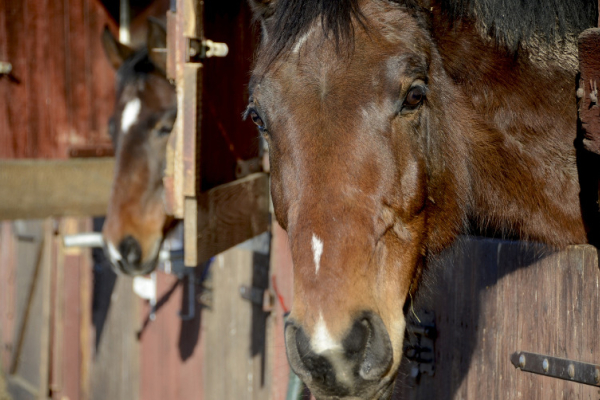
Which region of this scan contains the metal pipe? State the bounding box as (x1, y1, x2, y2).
(119, 0, 131, 45)
(63, 232, 104, 248)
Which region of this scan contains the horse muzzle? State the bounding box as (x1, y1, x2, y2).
(285, 311, 395, 399)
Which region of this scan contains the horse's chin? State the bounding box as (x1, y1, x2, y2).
(108, 257, 158, 276)
(309, 375, 397, 400)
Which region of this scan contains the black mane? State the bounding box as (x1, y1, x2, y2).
(265, 0, 597, 61)
(442, 0, 598, 50)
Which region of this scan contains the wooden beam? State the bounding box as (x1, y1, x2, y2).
(0, 159, 114, 220)
(185, 172, 270, 266)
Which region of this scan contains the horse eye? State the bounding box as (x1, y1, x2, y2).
(404, 86, 425, 107)
(250, 111, 265, 129)
(158, 126, 172, 136)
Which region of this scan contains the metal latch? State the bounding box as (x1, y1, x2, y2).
(403, 310, 437, 379)
(187, 38, 229, 62)
(511, 351, 600, 387)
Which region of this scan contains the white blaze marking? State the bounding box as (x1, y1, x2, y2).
(312, 313, 342, 354)
(107, 241, 122, 262)
(292, 26, 315, 53)
(121, 98, 141, 134)
(312, 234, 323, 274)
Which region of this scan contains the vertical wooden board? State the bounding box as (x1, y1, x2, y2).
(90, 276, 140, 400)
(204, 237, 271, 400)
(0, 222, 16, 373)
(28, 0, 51, 157)
(3, 0, 28, 157)
(138, 271, 205, 400)
(0, 0, 9, 156)
(269, 223, 294, 400)
(7, 220, 52, 399)
(87, 2, 117, 145)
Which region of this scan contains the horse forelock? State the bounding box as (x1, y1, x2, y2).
(259, 0, 597, 66)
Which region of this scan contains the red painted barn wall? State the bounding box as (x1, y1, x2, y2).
(0, 0, 116, 159)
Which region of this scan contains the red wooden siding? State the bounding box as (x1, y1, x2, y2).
(0, 0, 116, 159)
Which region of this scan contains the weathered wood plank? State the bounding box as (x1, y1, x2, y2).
(139, 271, 205, 400)
(396, 238, 600, 399)
(0, 159, 114, 220)
(203, 235, 272, 400)
(186, 172, 270, 267)
(6, 220, 53, 400)
(90, 275, 140, 400)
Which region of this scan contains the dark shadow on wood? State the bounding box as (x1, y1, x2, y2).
(250, 250, 270, 387)
(92, 217, 117, 351)
(136, 279, 180, 340)
(178, 264, 207, 361)
(395, 237, 562, 399)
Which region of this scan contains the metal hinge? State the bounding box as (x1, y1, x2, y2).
(511, 351, 600, 387)
(403, 310, 437, 380)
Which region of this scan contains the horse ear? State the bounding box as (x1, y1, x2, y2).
(248, 0, 277, 21)
(101, 26, 134, 70)
(147, 17, 167, 74)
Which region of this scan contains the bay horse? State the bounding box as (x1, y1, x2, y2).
(101, 19, 177, 276)
(246, 0, 599, 398)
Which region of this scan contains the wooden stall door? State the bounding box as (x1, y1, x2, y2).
(164, 0, 269, 267)
(396, 237, 600, 399)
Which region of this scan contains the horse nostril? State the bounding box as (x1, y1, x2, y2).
(353, 312, 393, 380)
(118, 235, 142, 267)
(285, 312, 393, 397)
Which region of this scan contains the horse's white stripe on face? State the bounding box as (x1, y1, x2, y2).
(292, 26, 315, 53)
(121, 98, 142, 134)
(107, 241, 122, 262)
(312, 234, 323, 274)
(312, 313, 342, 354)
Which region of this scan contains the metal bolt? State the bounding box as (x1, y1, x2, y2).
(0, 61, 11, 75)
(542, 358, 549, 373)
(594, 368, 599, 384)
(519, 354, 526, 368)
(189, 46, 198, 57)
(577, 87, 585, 98)
(568, 364, 575, 379)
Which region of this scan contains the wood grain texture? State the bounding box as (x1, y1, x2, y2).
(0, 0, 116, 159)
(139, 270, 205, 400)
(0, 159, 114, 220)
(203, 239, 272, 400)
(188, 172, 270, 267)
(90, 275, 140, 400)
(396, 237, 600, 399)
(5, 220, 52, 400)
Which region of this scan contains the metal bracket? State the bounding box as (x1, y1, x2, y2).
(187, 38, 229, 62)
(239, 285, 275, 312)
(511, 351, 600, 387)
(403, 310, 437, 379)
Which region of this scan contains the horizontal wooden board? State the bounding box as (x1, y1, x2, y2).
(0, 159, 114, 220)
(185, 172, 270, 266)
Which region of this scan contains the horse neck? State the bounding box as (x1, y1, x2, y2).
(432, 19, 590, 247)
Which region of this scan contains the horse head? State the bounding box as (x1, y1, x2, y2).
(247, 1, 473, 397)
(101, 19, 177, 276)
